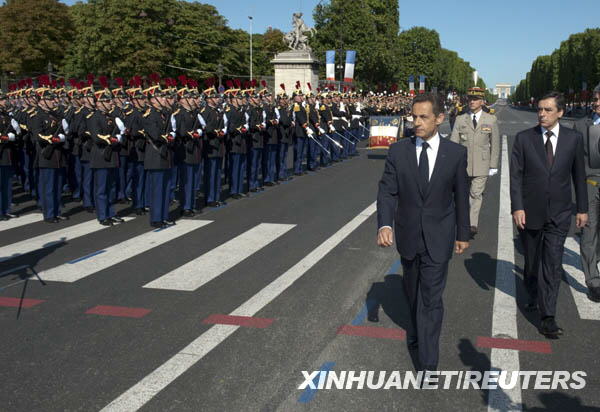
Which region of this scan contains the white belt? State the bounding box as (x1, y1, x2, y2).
(352, 115, 361, 119)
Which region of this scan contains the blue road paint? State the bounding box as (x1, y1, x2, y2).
(297, 362, 336, 403)
(68, 250, 106, 264)
(388, 259, 401, 275)
(350, 260, 401, 326)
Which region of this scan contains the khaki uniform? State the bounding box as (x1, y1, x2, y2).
(450, 110, 500, 227)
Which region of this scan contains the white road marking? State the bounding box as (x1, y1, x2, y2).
(0, 218, 133, 263)
(101, 202, 376, 412)
(488, 135, 522, 412)
(563, 237, 600, 320)
(0, 213, 43, 232)
(144, 223, 295, 291)
(39, 220, 212, 282)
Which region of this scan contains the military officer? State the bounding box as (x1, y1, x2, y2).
(450, 87, 500, 237)
(0, 91, 21, 219)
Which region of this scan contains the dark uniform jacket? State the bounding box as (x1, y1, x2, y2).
(87, 109, 120, 169)
(141, 106, 174, 170)
(174, 107, 202, 165)
(226, 105, 248, 155)
(265, 104, 279, 145)
(248, 104, 265, 149)
(200, 105, 225, 158)
(29, 109, 68, 169)
(277, 105, 293, 145)
(0, 111, 20, 167)
(293, 102, 308, 139)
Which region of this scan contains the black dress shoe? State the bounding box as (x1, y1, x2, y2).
(135, 208, 145, 216)
(367, 312, 379, 323)
(99, 219, 113, 226)
(162, 219, 176, 226)
(207, 201, 219, 207)
(44, 217, 58, 223)
(56, 215, 69, 221)
(6, 213, 18, 219)
(294, 172, 302, 176)
(181, 209, 195, 218)
(587, 286, 600, 302)
(539, 317, 563, 337)
(110, 216, 125, 223)
(150, 221, 163, 228)
(285, 176, 293, 181)
(217, 201, 227, 207)
(250, 188, 260, 193)
(265, 182, 276, 187)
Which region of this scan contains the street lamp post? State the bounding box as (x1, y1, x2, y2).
(248, 16, 253, 81)
(216, 63, 224, 89)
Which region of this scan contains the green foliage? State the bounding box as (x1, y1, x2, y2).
(0, 0, 74, 75)
(514, 28, 600, 102)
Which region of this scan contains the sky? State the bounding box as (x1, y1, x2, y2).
(62, 0, 600, 88)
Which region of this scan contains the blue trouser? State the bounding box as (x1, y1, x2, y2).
(319, 135, 330, 166)
(278, 143, 289, 180)
(20, 149, 35, 194)
(204, 157, 222, 203)
(265, 144, 278, 183)
(147, 169, 170, 223)
(168, 162, 179, 202)
(329, 134, 340, 161)
(71, 155, 82, 199)
(349, 128, 359, 155)
(229, 153, 246, 195)
(248, 148, 263, 190)
(178, 163, 199, 211)
(194, 160, 203, 191)
(307, 136, 318, 170)
(81, 161, 94, 208)
(117, 154, 132, 200)
(293, 137, 307, 174)
(93, 168, 117, 221)
(0, 165, 14, 216)
(341, 130, 350, 158)
(131, 161, 146, 209)
(38, 168, 64, 219)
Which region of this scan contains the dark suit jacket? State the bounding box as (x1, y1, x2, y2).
(573, 116, 600, 179)
(510, 125, 588, 230)
(377, 136, 470, 263)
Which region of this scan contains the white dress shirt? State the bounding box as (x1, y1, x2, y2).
(541, 123, 560, 155)
(416, 133, 440, 180)
(470, 109, 483, 125)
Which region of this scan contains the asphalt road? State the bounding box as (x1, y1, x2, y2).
(1, 105, 599, 411)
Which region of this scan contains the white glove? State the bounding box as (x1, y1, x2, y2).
(489, 168, 498, 176)
(306, 128, 314, 137)
(58, 133, 66, 142)
(116, 134, 123, 143)
(7, 132, 16, 141)
(196, 129, 204, 136)
(169, 132, 176, 139)
(329, 125, 336, 133)
(318, 127, 326, 134)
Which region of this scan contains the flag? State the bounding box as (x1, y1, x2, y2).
(408, 75, 415, 96)
(326, 50, 336, 81)
(419, 75, 425, 94)
(344, 50, 356, 83)
(369, 116, 403, 149)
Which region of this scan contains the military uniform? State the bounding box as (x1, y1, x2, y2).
(276, 96, 293, 180)
(450, 87, 500, 233)
(173, 100, 202, 214)
(226, 91, 248, 197)
(200, 89, 227, 206)
(0, 105, 21, 219)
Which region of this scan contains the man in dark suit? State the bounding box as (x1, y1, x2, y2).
(574, 83, 600, 302)
(377, 93, 470, 372)
(510, 91, 588, 338)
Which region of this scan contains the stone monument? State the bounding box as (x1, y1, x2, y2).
(271, 12, 319, 93)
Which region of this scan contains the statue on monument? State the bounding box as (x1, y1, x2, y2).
(284, 12, 316, 52)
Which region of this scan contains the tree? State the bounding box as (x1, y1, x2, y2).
(0, 0, 74, 75)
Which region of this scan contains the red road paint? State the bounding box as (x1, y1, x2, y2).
(0, 297, 45, 308)
(477, 336, 552, 354)
(85, 305, 151, 319)
(202, 314, 274, 328)
(337, 325, 406, 340)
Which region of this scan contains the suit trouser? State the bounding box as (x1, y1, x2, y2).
(469, 175, 488, 228)
(293, 137, 306, 174)
(71, 155, 82, 199)
(265, 144, 278, 183)
(307, 137, 318, 170)
(229, 153, 246, 195)
(0, 165, 14, 216)
(38, 168, 64, 219)
(579, 184, 600, 288)
(93, 168, 117, 221)
(131, 161, 146, 209)
(248, 148, 263, 190)
(20, 148, 35, 194)
(401, 248, 449, 369)
(520, 221, 568, 318)
(147, 169, 171, 223)
(117, 154, 132, 200)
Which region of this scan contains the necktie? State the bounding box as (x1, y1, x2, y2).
(419, 141, 430, 187)
(472, 114, 477, 129)
(545, 131, 554, 167)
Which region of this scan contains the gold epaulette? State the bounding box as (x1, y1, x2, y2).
(143, 109, 151, 118)
(75, 107, 84, 114)
(319, 105, 326, 111)
(20, 124, 28, 131)
(293, 103, 300, 112)
(172, 108, 180, 116)
(138, 129, 146, 135)
(200, 108, 206, 113)
(225, 106, 230, 112)
(125, 109, 133, 116)
(86, 112, 94, 119)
